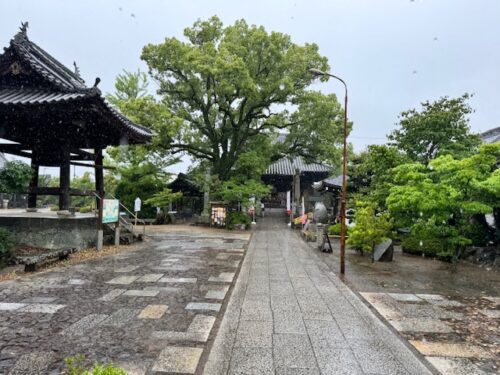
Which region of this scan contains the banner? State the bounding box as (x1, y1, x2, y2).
(286, 190, 291, 211)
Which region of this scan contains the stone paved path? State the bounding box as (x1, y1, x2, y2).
(0, 228, 249, 374)
(205, 213, 434, 375)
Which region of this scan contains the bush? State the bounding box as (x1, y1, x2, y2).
(65, 355, 127, 375)
(50, 205, 59, 211)
(401, 219, 471, 259)
(79, 206, 92, 214)
(347, 202, 393, 253)
(227, 210, 251, 230)
(328, 223, 351, 236)
(0, 228, 14, 265)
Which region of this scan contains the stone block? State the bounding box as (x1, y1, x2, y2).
(138, 304, 168, 319)
(136, 273, 164, 283)
(106, 275, 140, 285)
(99, 289, 126, 301)
(151, 346, 203, 374)
(235, 320, 273, 348)
(159, 277, 197, 283)
(409, 340, 494, 358)
(61, 314, 108, 335)
(18, 304, 65, 314)
(101, 308, 139, 326)
(273, 333, 317, 369)
(123, 289, 159, 297)
(185, 302, 221, 312)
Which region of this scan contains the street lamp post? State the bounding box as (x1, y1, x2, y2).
(309, 68, 348, 275)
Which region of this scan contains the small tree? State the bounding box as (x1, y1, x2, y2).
(347, 202, 393, 254)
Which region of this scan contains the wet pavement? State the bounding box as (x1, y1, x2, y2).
(205, 212, 433, 374)
(0, 227, 249, 374)
(308, 228, 500, 374)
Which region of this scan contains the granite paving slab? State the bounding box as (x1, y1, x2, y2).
(106, 275, 140, 285)
(410, 340, 494, 358)
(151, 346, 203, 374)
(18, 303, 66, 314)
(138, 304, 168, 319)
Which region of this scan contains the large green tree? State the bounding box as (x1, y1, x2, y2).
(388, 94, 481, 164)
(140, 16, 344, 181)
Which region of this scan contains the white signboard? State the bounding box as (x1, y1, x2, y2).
(134, 197, 142, 212)
(286, 191, 291, 211)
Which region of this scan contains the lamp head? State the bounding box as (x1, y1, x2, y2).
(309, 68, 327, 77)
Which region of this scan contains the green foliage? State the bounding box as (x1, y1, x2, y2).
(65, 355, 126, 375)
(145, 188, 183, 207)
(218, 178, 271, 204)
(388, 94, 481, 164)
(70, 172, 95, 208)
(347, 202, 393, 253)
(0, 161, 32, 193)
(401, 219, 471, 258)
(349, 145, 409, 208)
(0, 227, 14, 259)
(114, 163, 168, 218)
(227, 210, 251, 229)
(79, 206, 92, 214)
(140, 16, 343, 181)
(327, 223, 351, 236)
(387, 143, 500, 255)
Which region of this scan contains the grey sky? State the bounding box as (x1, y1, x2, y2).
(1, 0, 499, 174)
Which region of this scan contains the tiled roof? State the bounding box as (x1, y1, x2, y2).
(480, 127, 500, 144)
(0, 27, 152, 143)
(0, 88, 86, 104)
(263, 156, 331, 176)
(9, 31, 87, 92)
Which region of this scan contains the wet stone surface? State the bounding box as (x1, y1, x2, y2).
(362, 292, 500, 373)
(0, 228, 249, 374)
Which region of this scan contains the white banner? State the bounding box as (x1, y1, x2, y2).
(286, 191, 291, 211)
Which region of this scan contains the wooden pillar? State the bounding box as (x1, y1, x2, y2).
(293, 168, 301, 216)
(27, 159, 39, 209)
(59, 151, 70, 210)
(95, 148, 104, 229)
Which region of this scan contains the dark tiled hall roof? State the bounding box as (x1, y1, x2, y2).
(263, 156, 331, 176)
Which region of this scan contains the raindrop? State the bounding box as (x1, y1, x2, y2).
(130, 13, 136, 18)
(279, 83, 285, 90)
(442, 220, 446, 224)
(118, 7, 122, 11)
(412, 70, 417, 74)
(428, 165, 433, 170)
(419, 240, 423, 246)
(419, 211, 423, 217)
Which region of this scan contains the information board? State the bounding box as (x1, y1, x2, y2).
(102, 199, 119, 224)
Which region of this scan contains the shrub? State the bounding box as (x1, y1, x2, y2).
(401, 219, 471, 259)
(50, 205, 59, 211)
(328, 223, 351, 236)
(79, 206, 92, 214)
(0, 227, 14, 260)
(227, 210, 251, 230)
(347, 202, 393, 253)
(65, 355, 127, 375)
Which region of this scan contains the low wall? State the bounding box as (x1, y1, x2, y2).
(0, 216, 98, 250)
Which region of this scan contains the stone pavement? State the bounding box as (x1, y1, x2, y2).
(205, 214, 435, 375)
(0, 228, 249, 374)
(362, 292, 499, 374)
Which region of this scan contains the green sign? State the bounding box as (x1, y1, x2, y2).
(102, 199, 119, 223)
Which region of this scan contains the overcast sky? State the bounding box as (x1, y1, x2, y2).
(1, 0, 499, 174)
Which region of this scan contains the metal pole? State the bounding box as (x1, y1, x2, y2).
(340, 88, 348, 275)
(308, 68, 348, 275)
